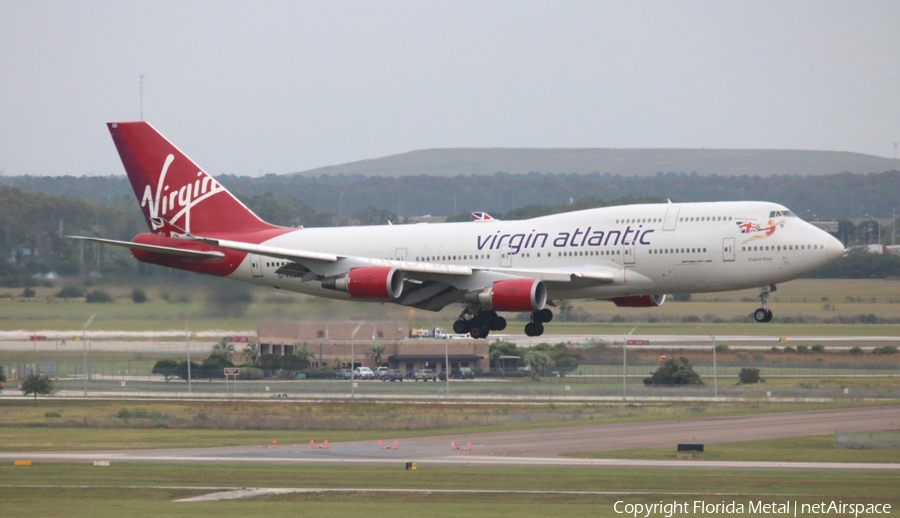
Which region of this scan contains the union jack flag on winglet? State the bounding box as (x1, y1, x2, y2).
(472, 212, 497, 221)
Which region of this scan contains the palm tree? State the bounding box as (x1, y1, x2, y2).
(523, 350, 550, 381)
(212, 338, 235, 361)
(295, 347, 316, 369)
(369, 344, 386, 367)
(242, 341, 259, 362)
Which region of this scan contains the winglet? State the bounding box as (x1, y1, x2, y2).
(472, 212, 499, 222)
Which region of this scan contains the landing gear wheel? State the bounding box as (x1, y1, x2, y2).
(534, 308, 553, 323)
(490, 316, 507, 331)
(753, 285, 775, 323)
(524, 322, 544, 337)
(469, 325, 489, 339)
(453, 319, 468, 334)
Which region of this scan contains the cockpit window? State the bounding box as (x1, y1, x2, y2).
(768, 210, 796, 218)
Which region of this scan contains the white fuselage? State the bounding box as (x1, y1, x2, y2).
(230, 201, 844, 306)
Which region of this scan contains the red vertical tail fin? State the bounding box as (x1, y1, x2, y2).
(107, 122, 279, 235)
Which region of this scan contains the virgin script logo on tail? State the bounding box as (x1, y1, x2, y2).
(141, 154, 224, 233)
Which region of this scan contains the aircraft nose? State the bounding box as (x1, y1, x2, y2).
(826, 236, 846, 262)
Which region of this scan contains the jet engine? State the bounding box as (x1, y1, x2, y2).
(322, 266, 403, 300)
(611, 294, 667, 307)
(466, 278, 547, 312)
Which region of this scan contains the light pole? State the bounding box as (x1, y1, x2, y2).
(893, 208, 897, 247)
(185, 324, 193, 394)
(697, 326, 718, 398)
(624, 326, 637, 401)
(350, 323, 362, 399)
(82, 312, 100, 396)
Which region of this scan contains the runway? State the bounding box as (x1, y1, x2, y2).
(3, 406, 898, 471)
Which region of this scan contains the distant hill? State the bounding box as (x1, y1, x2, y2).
(293, 148, 900, 177)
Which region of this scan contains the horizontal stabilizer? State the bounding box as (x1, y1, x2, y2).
(67, 236, 225, 260)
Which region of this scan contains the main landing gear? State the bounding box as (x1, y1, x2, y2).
(453, 308, 507, 339)
(524, 308, 553, 337)
(753, 285, 775, 323)
(453, 308, 555, 338)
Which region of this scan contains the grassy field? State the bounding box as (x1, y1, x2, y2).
(3, 278, 900, 332)
(2, 398, 898, 516)
(1, 463, 897, 517)
(0, 400, 893, 451)
(567, 433, 900, 463)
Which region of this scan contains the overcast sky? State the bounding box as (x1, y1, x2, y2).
(1, 1, 898, 177)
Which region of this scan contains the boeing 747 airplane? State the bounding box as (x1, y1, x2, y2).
(72, 122, 846, 338)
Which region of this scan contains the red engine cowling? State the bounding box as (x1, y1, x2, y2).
(611, 294, 666, 307)
(323, 266, 403, 300)
(468, 278, 547, 312)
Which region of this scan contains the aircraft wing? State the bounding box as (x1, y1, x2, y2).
(189, 235, 624, 311)
(195, 235, 619, 284)
(67, 236, 225, 260)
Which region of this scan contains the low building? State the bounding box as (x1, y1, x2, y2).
(257, 320, 489, 374)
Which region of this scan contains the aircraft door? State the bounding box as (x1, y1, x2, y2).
(664, 206, 681, 231)
(623, 242, 636, 265)
(723, 237, 735, 262)
(251, 254, 263, 277)
(395, 248, 408, 261)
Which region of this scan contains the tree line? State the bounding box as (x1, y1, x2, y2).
(3, 176, 900, 288)
(3, 169, 900, 221)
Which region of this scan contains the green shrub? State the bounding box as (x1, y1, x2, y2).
(714, 343, 729, 353)
(849, 346, 864, 355)
(237, 367, 265, 380)
(795, 345, 809, 354)
(783, 346, 796, 353)
(131, 288, 148, 303)
(21, 287, 36, 298)
(85, 290, 113, 303)
(56, 285, 85, 298)
(44, 411, 61, 418)
(811, 344, 825, 353)
(738, 367, 763, 384)
(872, 345, 898, 355)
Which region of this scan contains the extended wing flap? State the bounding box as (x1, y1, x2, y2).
(67, 236, 225, 260)
(477, 265, 619, 284)
(193, 237, 340, 263)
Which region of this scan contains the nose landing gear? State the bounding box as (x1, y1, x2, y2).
(753, 285, 775, 323)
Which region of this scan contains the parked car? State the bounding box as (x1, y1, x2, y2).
(375, 366, 391, 377)
(380, 369, 404, 382)
(452, 367, 475, 380)
(413, 369, 438, 382)
(354, 367, 375, 380)
(333, 369, 353, 380)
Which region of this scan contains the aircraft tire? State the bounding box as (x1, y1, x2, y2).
(524, 322, 545, 336)
(491, 316, 507, 331)
(535, 308, 553, 323)
(753, 308, 768, 323)
(453, 319, 468, 334)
